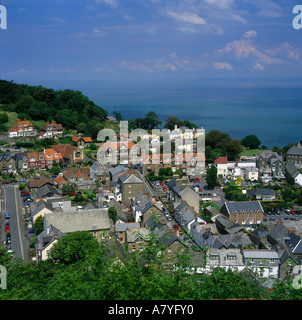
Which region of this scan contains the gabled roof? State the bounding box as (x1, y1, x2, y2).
(215, 156, 228, 164)
(72, 136, 92, 143)
(109, 165, 128, 176)
(223, 201, 264, 215)
(52, 144, 76, 159)
(28, 177, 55, 188)
(36, 184, 60, 198)
(118, 172, 143, 184)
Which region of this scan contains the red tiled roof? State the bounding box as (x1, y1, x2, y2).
(214, 156, 228, 164)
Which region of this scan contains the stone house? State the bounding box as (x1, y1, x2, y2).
(126, 227, 150, 252)
(72, 136, 92, 148)
(44, 208, 111, 243)
(242, 249, 280, 278)
(220, 201, 264, 228)
(118, 171, 144, 206)
(0, 153, 16, 173)
(204, 248, 245, 274)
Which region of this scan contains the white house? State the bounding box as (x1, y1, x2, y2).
(242, 250, 280, 278)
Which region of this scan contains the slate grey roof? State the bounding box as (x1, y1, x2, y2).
(118, 173, 143, 184)
(286, 163, 300, 178)
(36, 184, 60, 198)
(109, 165, 127, 176)
(242, 250, 279, 259)
(287, 145, 302, 156)
(31, 199, 53, 216)
(247, 188, 277, 196)
(223, 201, 263, 215)
(269, 223, 288, 243)
(44, 208, 110, 233)
(115, 222, 140, 232)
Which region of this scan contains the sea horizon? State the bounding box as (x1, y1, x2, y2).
(23, 77, 302, 149)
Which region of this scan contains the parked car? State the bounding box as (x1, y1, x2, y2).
(5, 212, 10, 219)
(162, 186, 167, 191)
(5, 224, 10, 232)
(290, 210, 296, 215)
(173, 224, 179, 230)
(6, 233, 11, 245)
(195, 177, 200, 182)
(167, 215, 173, 221)
(19, 178, 28, 183)
(284, 209, 291, 215)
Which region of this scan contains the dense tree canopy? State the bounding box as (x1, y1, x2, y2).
(0, 230, 300, 300)
(0, 80, 108, 136)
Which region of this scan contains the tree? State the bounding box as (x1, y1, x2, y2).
(61, 184, 77, 195)
(49, 231, 101, 265)
(108, 207, 117, 223)
(113, 111, 123, 122)
(206, 165, 218, 189)
(164, 116, 183, 130)
(33, 216, 44, 235)
(241, 135, 261, 149)
(0, 112, 8, 123)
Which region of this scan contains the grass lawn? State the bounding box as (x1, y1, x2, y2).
(240, 148, 263, 156)
(1, 110, 45, 130)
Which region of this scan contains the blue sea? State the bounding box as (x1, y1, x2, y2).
(39, 78, 302, 148)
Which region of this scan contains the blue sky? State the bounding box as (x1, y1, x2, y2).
(0, 0, 302, 84)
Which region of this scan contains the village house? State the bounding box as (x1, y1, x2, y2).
(126, 227, 150, 252)
(90, 162, 111, 187)
(220, 201, 264, 228)
(43, 148, 63, 167)
(35, 225, 65, 261)
(285, 163, 302, 186)
(204, 248, 245, 274)
(247, 188, 277, 201)
(39, 121, 63, 139)
(99, 141, 138, 165)
(242, 249, 280, 278)
(52, 144, 84, 165)
(15, 152, 28, 172)
(256, 150, 285, 179)
(286, 142, 302, 165)
(72, 136, 92, 148)
(44, 208, 111, 243)
(30, 199, 54, 223)
(28, 176, 56, 191)
(117, 170, 144, 206)
(0, 153, 16, 173)
(8, 118, 37, 137)
(114, 221, 141, 244)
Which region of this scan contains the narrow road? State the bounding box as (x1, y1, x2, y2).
(1, 184, 29, 261)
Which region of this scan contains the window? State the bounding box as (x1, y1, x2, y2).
(210, 254, 219, 260)
(227, 254, 236, 260)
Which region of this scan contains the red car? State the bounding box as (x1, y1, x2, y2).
(291, 210, 296, 215)
(5, 225, 10, 232)
(173, 224, 179, 230)
(196, 177, 200, 182)
(199, 188, 203, 192)
(162, 186, 167, 191)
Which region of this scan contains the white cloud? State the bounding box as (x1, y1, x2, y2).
(254, 63, 264, 71)
(204, 0, 234, 11)
(165, 11, 207, 25)
(243, 30, 257, 38)
(213, 62, 234, 70)
(95, 0, 118, 8)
